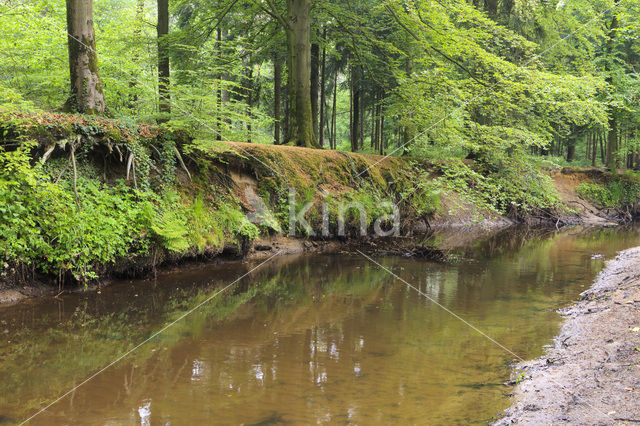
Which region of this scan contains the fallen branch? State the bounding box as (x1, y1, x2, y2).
(174, 147, 192, 181)
(41, 144, 56, 164)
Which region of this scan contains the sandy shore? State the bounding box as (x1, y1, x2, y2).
(496, 247, 640, 425)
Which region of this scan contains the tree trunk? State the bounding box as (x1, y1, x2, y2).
(64, 0, 106, 114)
(331, 71, 337, 149)
(484, 0, 499, 18)
(374, 103, 381, 151)
(567, 143, 575, 162)
(605, 0, 619, 170)
(350, 67, 359, 152)
(216, 28, 223, 141)
(607, 118, 618, 170)
(319, 33, 326, 147)
(286, 0, 318, 147)
(127, 0, 145, 109)
(592, 133, 598, 166)
(379, 111, 385, 155)
(370, 95, 376, 147)
(157, 0, 170, 121)
(311, 42, 320, 140)
(283, 84, 289, 141)
(221, 29, 230, 127)
(359, 89, 364, 150)
(245, 60, 254, 143)
(274, 53, 282, 145)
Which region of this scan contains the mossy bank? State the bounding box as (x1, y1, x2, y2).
(2, 109, 640, 295)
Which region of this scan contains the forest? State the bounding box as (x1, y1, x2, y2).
(2, 0, 639, 163)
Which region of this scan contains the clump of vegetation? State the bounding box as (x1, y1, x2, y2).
(577, 173, 640, 209)
(0, 134, 258, 285)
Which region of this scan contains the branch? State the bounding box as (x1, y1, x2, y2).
(251, 0, 288, 30)
(385, 5, 488, 88)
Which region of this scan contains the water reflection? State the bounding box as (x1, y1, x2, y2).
(1, 226, 639, 424)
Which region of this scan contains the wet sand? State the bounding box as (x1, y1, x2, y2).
(496, 247, 640, 425)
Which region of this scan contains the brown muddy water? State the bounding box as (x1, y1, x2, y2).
(1, 226, 640, 425)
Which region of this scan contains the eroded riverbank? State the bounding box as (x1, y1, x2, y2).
(496, 247, 640, 425)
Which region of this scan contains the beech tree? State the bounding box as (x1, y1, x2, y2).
(63, 0, 106, 114)
(258, 0, 319, 148)
(157, 0, 171, 120)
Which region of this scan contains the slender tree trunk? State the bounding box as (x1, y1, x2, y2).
(350, 67, 360, 152)
(245, 61, 254, 143)
(221, 29, 230, 127)
(157, 0, 170, 121)
(379, 111, 385, 155)
(331, 71, 337, 149)
(375, 102, 381, 151)
(600, 132, 606, 164)
(359, 92, 364, 150)
(128, 0, 145, 109)
(319, 33, 326, 147)
(64, 0, 106, 114)
(286, 0, 318, 147)
(283, 84, 289, 141)
(274, 53, 282, 145)
(370, 95, 376, 147)
(311, 42, 320, 139)
(607, 118, 618, 170)
(216, 28, 223, 140)
(592, 133, 598, 166)
(606, 0, 620, 170)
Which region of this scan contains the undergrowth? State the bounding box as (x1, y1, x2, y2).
(577, 172, 640, 208)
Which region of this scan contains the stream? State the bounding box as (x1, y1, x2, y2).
(1, 226, 639, 425)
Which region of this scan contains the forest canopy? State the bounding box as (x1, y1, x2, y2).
(0, 0, 639, 166)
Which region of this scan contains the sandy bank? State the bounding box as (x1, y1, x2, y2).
(496, 247, 640, 425)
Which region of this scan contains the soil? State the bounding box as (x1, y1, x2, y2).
(551, 168, 619, 227)
(495, 247, 640, 425)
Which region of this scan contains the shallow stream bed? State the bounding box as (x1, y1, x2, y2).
(1, 226, 639, 425)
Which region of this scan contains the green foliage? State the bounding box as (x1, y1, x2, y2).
(577, 173, 640, 208)
(0, 142, 148, 281)
(437, 157, 560, 217)
(0, 137, 261, 284)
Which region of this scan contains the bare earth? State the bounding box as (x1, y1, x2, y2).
(496, 247, 640, 425)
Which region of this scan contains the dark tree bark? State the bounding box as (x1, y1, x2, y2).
(283, 84, 289, 141)
(64, 0, 106, 114)
(319, 33, 326, 147)
(370, 95, 376, 148)
(157, 0, 170, 121)
(274, 53, 283, 145)
(484, 0, 498, 18)
(285, 0, 318, 147)
(331, 71, 337, 149)
(567, 143, 575, 162)
(359, 93, 364, 149)
(350, 67, 360, 152)
(311, 42, 320, 140)
(379, 110, 385, 155)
